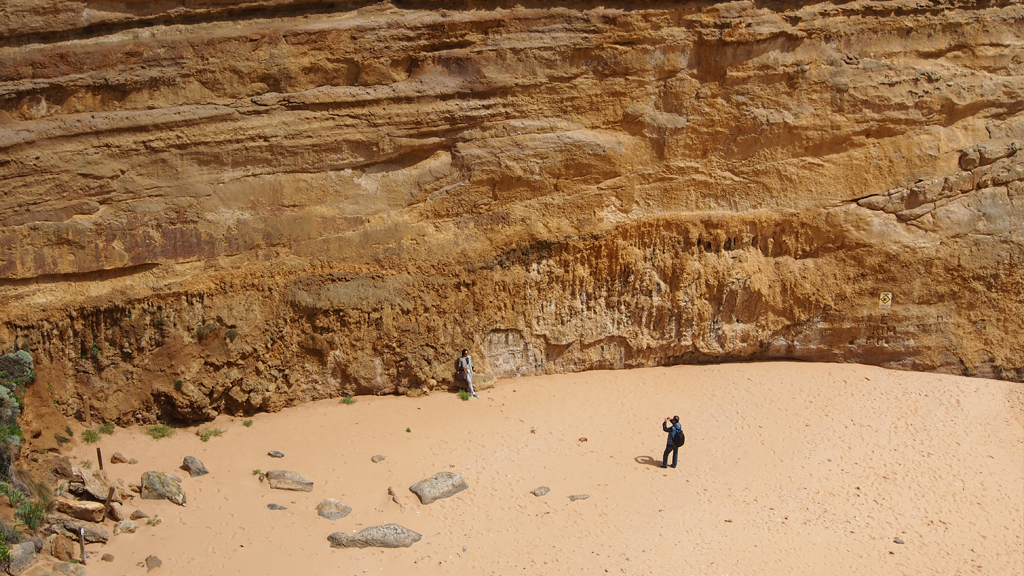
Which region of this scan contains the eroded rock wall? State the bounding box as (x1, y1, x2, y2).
(1, 1, 1022, 434)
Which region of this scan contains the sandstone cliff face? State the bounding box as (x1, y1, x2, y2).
(1, 1, 1021, 433)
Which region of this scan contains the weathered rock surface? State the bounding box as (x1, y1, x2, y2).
(108, 501, 125, 522)
(145, 555, 162, 571)
(328, 524, 422, 549)
(110, 453, 129, 464)
(54, 498, 104, 523)
(370, 455, 386, 464)
(47, 514, 109, 543)
(130, 510, 150, 521)
(530, 486, 550, 497)
(409, 472, 468, 505)
(7, 541, 37, 575)
(316, 498, 352, 520)
(140, 472, 187, 506)
(265, 470, 313, 492)
(182, 456, 209, 477)
(267, 452, 285, 459)
(266, 503, 287, 510)
(46, 534, 77, 562)
(569, 494, 590, 502)
(113, 520, 138, 535)
(0, 2, 1022, 437)
(52, 563, 86, 576)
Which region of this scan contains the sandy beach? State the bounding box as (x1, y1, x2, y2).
(62, 362, 1023, 576)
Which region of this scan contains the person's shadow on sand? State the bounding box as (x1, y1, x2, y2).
(635, 456, 662, 468)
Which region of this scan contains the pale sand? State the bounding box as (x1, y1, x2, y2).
(67, 362, 1023, 575)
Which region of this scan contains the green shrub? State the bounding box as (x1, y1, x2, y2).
(0, 539, 9, 566)
(147, 424, 174, 440)
(195, 325, 218, 341)
(90, 342, 99, 357)
(340, 395, 355, 405)
(81, 429, 101, 444)
(174, 380, 183, 390)
(226, 329, 239, 342)
(199, 428, 224, 442)
(15, 501, 45, 531)
(0, 483, 25, 506)
(98, 422, 115, 436)
(243, 419, 253, 427)
(252, 469, 261, 476)
(405, 427, 411, 433)
(65, 426, 73, 437)
(458, 390, 471, 401)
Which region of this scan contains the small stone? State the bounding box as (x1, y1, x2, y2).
(568, 494, 590, 501)
(113, 520, 138, 535)
(530, 486, 550, 497)
(102, 553, 115, 562)
(24, 537, 43, 553)
(894, 538, 905, 544)
(316, 498, 352, 520)
(370, 455, 386, 463)
(130, 509, 150, 520)
(268, 451, 285, 458)
(145, 554, 162, 571)
(328, 524, 422, 548)
(110, 452, 129, 464)
(265, 470, 313, 492)
(267, 503, 287, 510)
(53, 562, 87, 576)
(109, 501, 126, 521)
(182, 456, 209, 477)
(409, 471, 468, 504)
(7, 541, 37, 575)
(129, 458, 139, 465)
(148, 516, 163, 526)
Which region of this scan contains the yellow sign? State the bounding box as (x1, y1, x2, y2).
(879, 292, 892, 308)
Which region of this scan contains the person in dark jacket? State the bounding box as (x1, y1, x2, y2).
(662, 415, 682, 468)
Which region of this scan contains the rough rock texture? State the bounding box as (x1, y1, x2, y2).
(46, 514, 110, 543)
(7, 541, 37, 576)
(182, 456, 209, 477)
(265, 470, 313, 492)
(0, 2, 1021, 432)
(54, 498, 104, 523)
(328, 524, 422, 549)
(140, 471, 187, 506)
(113, 520, 138, 535)
(409, 471, 469, 504)
(316, 498, 352, 520)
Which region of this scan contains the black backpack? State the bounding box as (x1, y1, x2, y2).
(672, 428, 685, 448)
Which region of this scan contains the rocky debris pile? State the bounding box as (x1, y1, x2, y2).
(265, 470, 313, 492)
(409, 472, 468, 505)
(327, 524, 422, 549)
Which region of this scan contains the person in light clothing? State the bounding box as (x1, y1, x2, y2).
(456, 349, 477, 398)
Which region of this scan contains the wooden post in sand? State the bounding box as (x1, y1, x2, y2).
(102, 487, 115, 521)
(77, 527, 86, 565)
(96, 447, 103, 470)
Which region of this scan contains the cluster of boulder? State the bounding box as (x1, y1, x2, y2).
(259, 454, 469, 550)
(0, 452, 183, 575)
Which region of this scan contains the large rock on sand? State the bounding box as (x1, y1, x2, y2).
(140, 471, 187, 506)
(409, 471, 468, 504)
(265, 470, 313, 492)
(327, 524, 422, 548)
(46, 514, 109, 543)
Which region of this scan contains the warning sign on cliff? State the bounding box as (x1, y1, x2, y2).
(879, 292, 892, 308)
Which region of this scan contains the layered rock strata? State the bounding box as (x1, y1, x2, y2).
(0, 1, 1021, 432)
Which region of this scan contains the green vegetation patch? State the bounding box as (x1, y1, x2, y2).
(147, 424, 174, 440)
